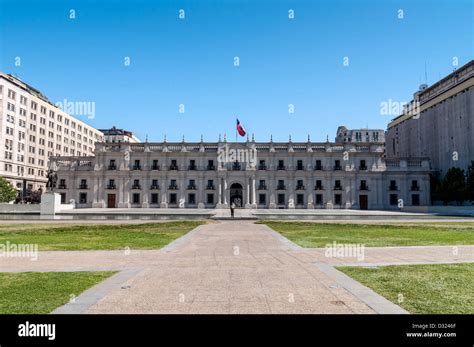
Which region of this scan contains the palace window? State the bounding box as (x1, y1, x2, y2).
(207, 194, 214, 204)
(277, 194, 285, 205)
(132, 193, 140, 204)
(79, 193, 87, 204)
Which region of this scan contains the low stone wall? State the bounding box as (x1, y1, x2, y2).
(402, 206, 474, 216)
(0, 203, 40, 214)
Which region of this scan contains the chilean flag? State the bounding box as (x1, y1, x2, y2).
(236, 119, 246, 137)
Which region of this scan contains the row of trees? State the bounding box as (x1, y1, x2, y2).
(431, 162, 474, 205)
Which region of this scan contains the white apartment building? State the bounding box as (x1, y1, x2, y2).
(0, 72, 103, 193)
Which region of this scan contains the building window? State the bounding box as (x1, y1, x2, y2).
(132, 193, 140, 204)
(207, 160, 214, 170)
(315, 180, 323, 190)
(132, 179, 141, 189)
(277, 194, 285, 205)
(206, 180, 215, 189)
(359, 160, 367, 170)
(259, 194, 266, 205)
(296, 194, 304, 205)
(188, 179, 196, 189)
(296, 180, 304, 190)
(108, 179, 116, 189)
(334, 194, 342, 205)
(188, 193, 196, 205)
(390, 194, 398, 206)
(60, 193, 66, 204)
(277, 160, 285, 170)
(79, 193, 87, 204)
(169, 193, 177, 204)
(189, 160, 196, 170)
(316, 194, 323, 205)
(315, 160, 322, 170)
(412, 194, 420, 206)
(151, 193, 159, 204)
(170, 159, 178, 170)
(277, 180, 285, 190)
(133, 160, 141, 170)
(169, 179, 178, 190)
(334, 160, 341, 170)
(207, 194, 214, 204)
(296, 160, 303, 170)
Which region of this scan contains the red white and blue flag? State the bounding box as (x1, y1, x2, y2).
(236, 119, 246, 137)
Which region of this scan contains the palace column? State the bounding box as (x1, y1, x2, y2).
(197, 174, 205, 208)
(223, 178, 228, 206)
(245, 178, 250, 208)
(217, 178, 222, 208)
(251, 177, 256, 207)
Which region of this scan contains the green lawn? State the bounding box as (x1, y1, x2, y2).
(0, 271, 115, 313)
(260, 221, 474, 247)
(0, 221, 204, 250)
(338, 263, 474, 314)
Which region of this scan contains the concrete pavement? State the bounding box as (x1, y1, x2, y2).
(2, 220, 473, 314)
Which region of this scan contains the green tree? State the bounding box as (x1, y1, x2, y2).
(0, 177, 18, 203)
(440, 167, 466, 205)
(466, 161, 474, 202)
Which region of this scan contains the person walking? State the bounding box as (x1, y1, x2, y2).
(230, 202, 235, 218)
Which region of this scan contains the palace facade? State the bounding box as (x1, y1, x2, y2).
(51, 135, 431, 209)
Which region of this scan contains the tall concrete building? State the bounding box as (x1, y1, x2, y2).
(50, 131, 431, 210)
(386, 60, 474, 175)
(0, 72, 103, 193)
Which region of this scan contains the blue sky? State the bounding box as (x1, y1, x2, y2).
(0, 0, 472, 142)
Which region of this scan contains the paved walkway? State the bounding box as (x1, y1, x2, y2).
(2, 221, 474, 314)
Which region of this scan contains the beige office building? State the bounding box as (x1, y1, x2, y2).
(0, 72, 103, 192)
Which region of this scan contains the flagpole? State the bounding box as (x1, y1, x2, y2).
(235, 117, 238, 143)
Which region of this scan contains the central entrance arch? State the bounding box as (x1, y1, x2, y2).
(229, 183, 243, 207)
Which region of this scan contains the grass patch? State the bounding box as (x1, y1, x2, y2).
(259, 221, 474, 247)
(338, 263, 474, 314)
(0, 221, 204, 250)
(0, 271, 115, 313)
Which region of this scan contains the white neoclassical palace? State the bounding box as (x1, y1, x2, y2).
(51, 134, 431, 210)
